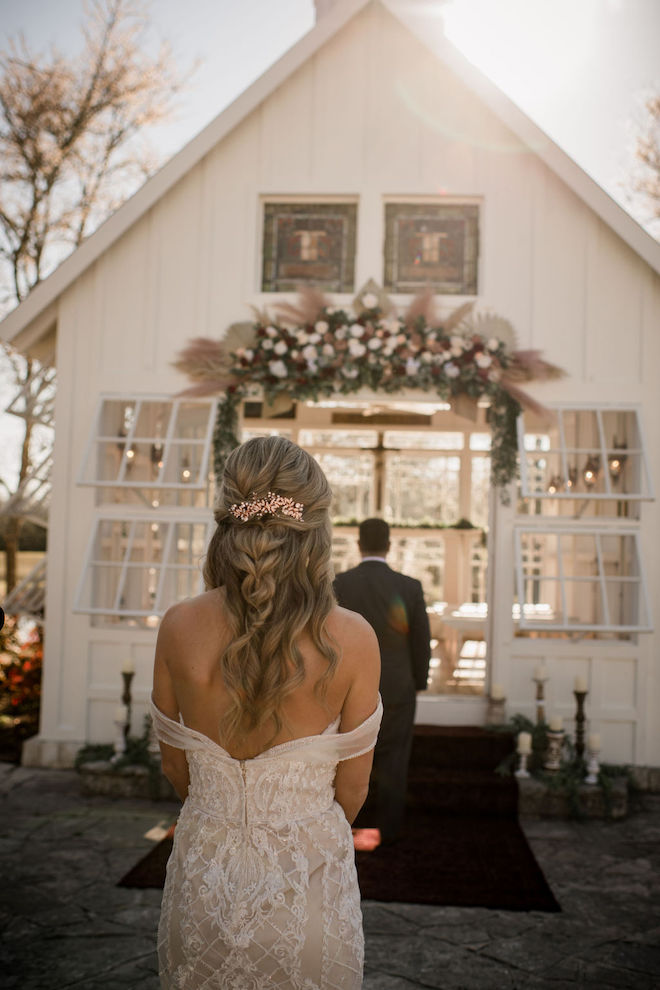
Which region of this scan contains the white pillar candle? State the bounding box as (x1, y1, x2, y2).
(588, 733, 601, 752)
(517, 731, 532, 755)
(115, 704, 128, 723)
(490, 683, 504, 700)
(574, 675, 587, 693)
(121, 658, 135, 675)
(548, 715, 563, 732)
(533, 664, 548, 680)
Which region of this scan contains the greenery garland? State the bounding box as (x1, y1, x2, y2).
(174, 290, 563, 496)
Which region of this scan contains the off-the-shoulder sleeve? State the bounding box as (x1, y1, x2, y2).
(332, 695, 383, 762)
(150, 698, 210, 752)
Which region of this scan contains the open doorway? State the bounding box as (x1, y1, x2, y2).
(241, 395, 493, 698)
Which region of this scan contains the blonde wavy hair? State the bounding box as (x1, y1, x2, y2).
(203, 435, 338, 745)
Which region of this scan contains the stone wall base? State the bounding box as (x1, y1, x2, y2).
(78, 760, 176, 801)
(518, 776, 628, 819)
(22, 735, 84, 769)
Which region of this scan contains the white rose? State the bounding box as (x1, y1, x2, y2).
(306, 360, 318, 373)
(487, 337, 500, 351)
(342, 366, 359, 378)
(475, 353, 492, 369)
(385, 319, 400, 334)
(308, 332, 321, 344)
(406, 357, 420, 376)
(302, 345, 318, 361)
(421, 351, 432, 363)
(268, 360, 288, 378)
(362, 292, 378, 308)
(315, 321, 329, 334)
(450, 335, 465, 350)
(350, 323, 365, 338)
(322, 343, 335, 357)
(274, 341, 288, 356)
(367, 337, 382, 350)
(244, 349, 254, 361)
(290, 349, 300, 359)
(396, 334, 407, 345)
(348, 339, 367, 358)
(265, 326, 278, 338)
(297, 331, 309, 345)
(445, 362, 460, 378)
(451, 345, 463, 357)
(334, 326, 347, 340)
(261, 339, 273, 350)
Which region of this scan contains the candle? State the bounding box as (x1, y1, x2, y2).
(121, 658, 135, 675)
(533, 664, 548, 681)
(548, 715, 563, 732)
(114, 704, 128, 723)
(574, 676, 587, 693)
(490, 683, 504, 700)
(517, 731, 532, 755)
(588, 733, 601, 752)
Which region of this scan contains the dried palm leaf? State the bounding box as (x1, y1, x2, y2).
(172, 337, 237, 396)
(272, 288, 329, 326)
(443, 300, 475, 334)
(403, 287, 437, 329)
(506, 350, 565, 383)
(464, 312, 518, 349)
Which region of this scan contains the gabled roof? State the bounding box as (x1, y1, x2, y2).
(2, 0, 659, 349)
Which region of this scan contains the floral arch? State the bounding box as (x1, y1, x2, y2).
(174, 283, 564, 498)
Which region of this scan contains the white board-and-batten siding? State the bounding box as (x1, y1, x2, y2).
(21, 1, 660, 766)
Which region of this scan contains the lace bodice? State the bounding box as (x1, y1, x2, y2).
(151, 697, 382, 990)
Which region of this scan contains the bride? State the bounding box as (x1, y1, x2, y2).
(151, 435, 382, 989)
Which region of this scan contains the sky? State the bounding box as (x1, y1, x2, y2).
(0, 0, 658, 487)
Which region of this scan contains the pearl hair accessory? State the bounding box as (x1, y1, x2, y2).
(229, 491, 304, 523)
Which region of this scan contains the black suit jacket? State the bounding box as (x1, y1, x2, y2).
(334, 560, 431, 701)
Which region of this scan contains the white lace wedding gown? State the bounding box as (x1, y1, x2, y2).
(151, 696, 382, 990)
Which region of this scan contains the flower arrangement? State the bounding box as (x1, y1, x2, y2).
(173, 285, 564, 494)
(0, 614, 43, 761)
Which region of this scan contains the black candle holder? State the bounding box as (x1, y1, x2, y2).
(574, 690, 587, 761)
(121, 670, 134, 741)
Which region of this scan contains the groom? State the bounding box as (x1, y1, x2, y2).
(334, 518, 431, 845)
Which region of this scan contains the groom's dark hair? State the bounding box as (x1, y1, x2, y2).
(358, 518, 390, 554)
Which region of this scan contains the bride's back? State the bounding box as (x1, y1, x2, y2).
(162, 587, 364, 760)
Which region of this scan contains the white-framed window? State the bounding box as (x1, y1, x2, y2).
(78, 396, 217, 491)
(74, 515, 215, 622)
(515, 406, 653, 637)
(514, 527, 651, 633)
(517, 406, 653, 501)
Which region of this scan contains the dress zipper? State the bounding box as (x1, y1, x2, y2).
(240, 760, 247, 826)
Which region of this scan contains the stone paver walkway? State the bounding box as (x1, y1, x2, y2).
(1, 764, 659, 989)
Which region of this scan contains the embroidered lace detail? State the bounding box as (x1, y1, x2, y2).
(152, 697, 382, 989)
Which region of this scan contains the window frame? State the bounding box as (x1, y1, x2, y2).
(73, 513, 215, 618)
(517, 404, 654, 501)
(513, 524, 652, 633)
(77, 394, 217, 491)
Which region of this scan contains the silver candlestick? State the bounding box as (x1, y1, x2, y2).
(543, 729, 564, 773)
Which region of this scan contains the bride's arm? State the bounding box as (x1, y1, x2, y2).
(153, 607, 191, 802)
(333, 613, 381, 823)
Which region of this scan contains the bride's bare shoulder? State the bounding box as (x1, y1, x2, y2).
(327, 605, 379, 654)
(158, 589, 228, 643)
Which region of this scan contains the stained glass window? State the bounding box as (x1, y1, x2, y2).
(262, 202, 357, 292)
(384, 203, 479, 294)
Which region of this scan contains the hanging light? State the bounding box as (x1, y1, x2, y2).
(566, 466, 578, 490)
(181, 456, 192, 482)
(608, 439, 627, 481)
(547, 475, 563, 495)
(125, 445, 135, 461)
(583, 455, 600, 488)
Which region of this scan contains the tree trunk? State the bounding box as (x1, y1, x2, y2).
(4, 516, 21, 595)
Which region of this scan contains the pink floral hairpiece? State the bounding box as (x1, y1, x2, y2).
(228, 491, 304, 523)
